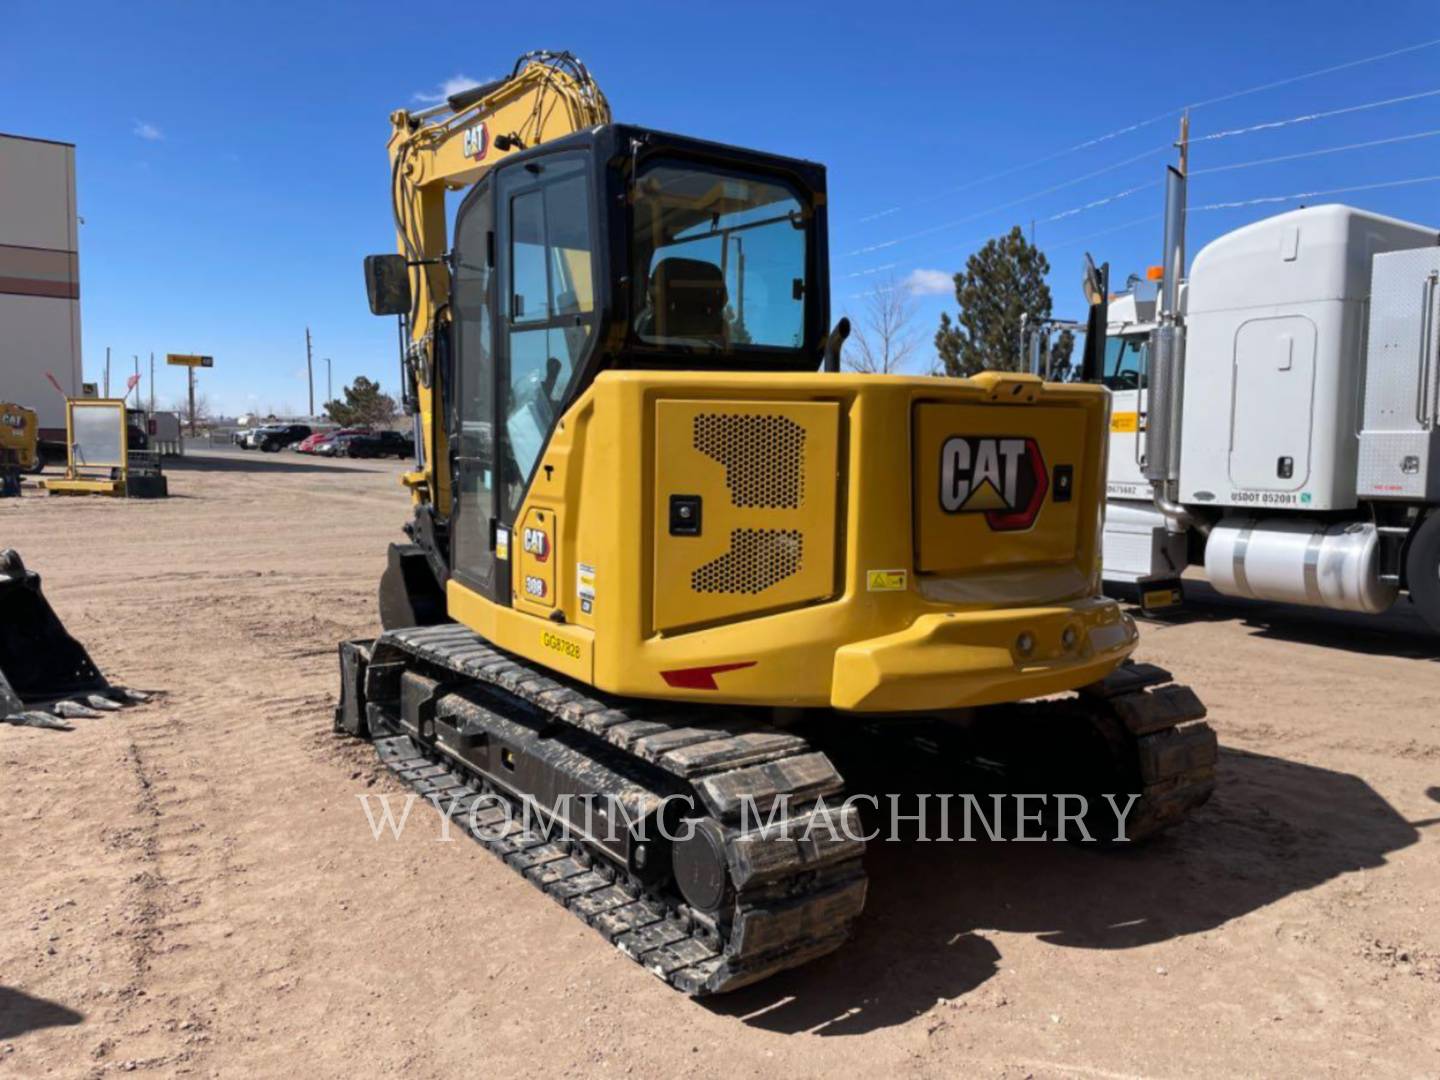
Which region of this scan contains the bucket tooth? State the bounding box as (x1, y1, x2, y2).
(83, 694, 124, 712)
(8, 711, 73, 731)
(52, 700, 103, 719)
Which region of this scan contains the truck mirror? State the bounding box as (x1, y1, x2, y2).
(1080, 254, 1109, 384)
(1082, 253, 1104, 308)
(364, 254, 412, 317)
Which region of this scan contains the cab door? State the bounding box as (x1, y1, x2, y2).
(450, 176, 504, 601)
(494, 151, 598, 532)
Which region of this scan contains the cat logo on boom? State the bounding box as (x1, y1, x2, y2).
(939, 435, 1049, 531)
(463, 122, 489, 162)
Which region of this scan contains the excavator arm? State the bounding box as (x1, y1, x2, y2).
(383, 50, 610, 520)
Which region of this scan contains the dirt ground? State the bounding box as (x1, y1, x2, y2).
(3, 449, 1438, 1079)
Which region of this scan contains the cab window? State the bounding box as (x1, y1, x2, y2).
(630, 160, 808, 352)
(1103, 335, 1148, 391)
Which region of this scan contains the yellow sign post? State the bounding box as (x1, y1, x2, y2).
(165, 354, 214, 434)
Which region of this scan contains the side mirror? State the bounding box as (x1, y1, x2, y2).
(1080, 254, 1109, 384)
(364, 254, 411, 317)
(822, 317, 851, 373)
(1081, 252, 1105, 308)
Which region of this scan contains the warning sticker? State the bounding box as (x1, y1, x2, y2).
(1110, 411, 1139, 433)
(577, 562, 596, 614)
(866, 569, 907, 592)
(495, 527, 510, 561)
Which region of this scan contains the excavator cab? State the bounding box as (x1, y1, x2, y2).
(369, 125, 834, 620)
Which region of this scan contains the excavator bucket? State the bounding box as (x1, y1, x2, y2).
(0, 549, 152, 730)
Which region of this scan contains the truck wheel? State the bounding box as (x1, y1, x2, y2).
(1405, 512, 1440, 633)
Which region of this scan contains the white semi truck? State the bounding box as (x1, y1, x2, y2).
(1089, 167, 1440, 630)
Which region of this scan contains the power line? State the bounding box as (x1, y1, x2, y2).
(844, 145, 1168, 257)
(1042, 214, 1163, 253)
(1191, 128, 1440, 175)
(1185, 36, 1440, 111)
(850, 35, 1440, 225)
(846, 125, 1440, 277)
(1192, 87, 1440, 143)
(1191, 173, 1440, 212)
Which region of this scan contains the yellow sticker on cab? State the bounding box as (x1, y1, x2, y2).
(866, 569, 908, 592)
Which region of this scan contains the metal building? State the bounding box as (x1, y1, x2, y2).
(0, 132, 82, 448)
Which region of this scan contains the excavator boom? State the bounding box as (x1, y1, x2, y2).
(385, 51, 609, 520)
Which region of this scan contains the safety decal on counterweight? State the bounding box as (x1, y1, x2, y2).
(866, 569, 907, 592)
(577, 562, 596, 614)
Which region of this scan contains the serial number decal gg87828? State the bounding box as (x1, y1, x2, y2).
(541, 632, 581, 661)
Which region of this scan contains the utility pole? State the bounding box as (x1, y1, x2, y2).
(1178, 109, 1190, 177)
(149, 352, 155, 414)
(305, 327, 315, 418)
(104, 346, 110, 397)
(324, 357, 332, 406)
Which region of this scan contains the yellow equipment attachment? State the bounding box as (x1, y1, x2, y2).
(43, 398, 167, 498)
(0, 402, 38, 493)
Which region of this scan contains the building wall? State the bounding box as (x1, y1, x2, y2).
(0, 132, 82, 436)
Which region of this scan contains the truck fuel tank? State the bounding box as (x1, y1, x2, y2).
(1204, 517, 1395, 614)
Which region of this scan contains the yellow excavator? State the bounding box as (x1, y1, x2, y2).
(1, 401, 39, 496)
(337, 51, 1217, 994)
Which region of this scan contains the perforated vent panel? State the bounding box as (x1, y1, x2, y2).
(691, 528, 804, 594)
(694, 413, 806, 508)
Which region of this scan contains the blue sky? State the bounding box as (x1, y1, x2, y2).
(4, 1, 1439, 414)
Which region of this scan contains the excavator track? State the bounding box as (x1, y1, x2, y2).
(336, 628, 1214, 992)
(337, 624, 868, 995)
(1075, 661, 1217, 839)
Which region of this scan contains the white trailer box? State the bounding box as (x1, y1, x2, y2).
(0, 132, 82, 441)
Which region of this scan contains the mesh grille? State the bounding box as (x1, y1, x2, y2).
(694, 413, 806, 508)
(691, 529, 804, 594)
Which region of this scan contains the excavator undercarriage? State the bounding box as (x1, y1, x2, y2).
(337, 626, 1214, 994)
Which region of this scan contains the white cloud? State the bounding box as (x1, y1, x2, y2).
(132, 119, 163, 141)
(412, 74, 490, 106)
(904, 268, 952, 296)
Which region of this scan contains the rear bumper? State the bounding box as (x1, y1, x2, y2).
(830, 597, 1137, 711)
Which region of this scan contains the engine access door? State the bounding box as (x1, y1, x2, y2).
(652, 399, 839, 634)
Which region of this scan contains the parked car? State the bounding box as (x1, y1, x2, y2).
(345, 430, 414, 459)
(232, 428, 256, 448)
(295, 427, 364, 453)
(313, 433, 360, 457)
(244, 423, 312, 452)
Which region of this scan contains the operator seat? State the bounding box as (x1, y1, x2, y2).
(648, 258, 727, 341)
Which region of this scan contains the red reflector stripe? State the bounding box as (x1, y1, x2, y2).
(660, 661, 757, 690)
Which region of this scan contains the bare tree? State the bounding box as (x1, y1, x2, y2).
(168, 393, 212, 429)
(844, 276, 920, 374)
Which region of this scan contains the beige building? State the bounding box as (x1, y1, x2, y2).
(0, 132, 82, 444)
